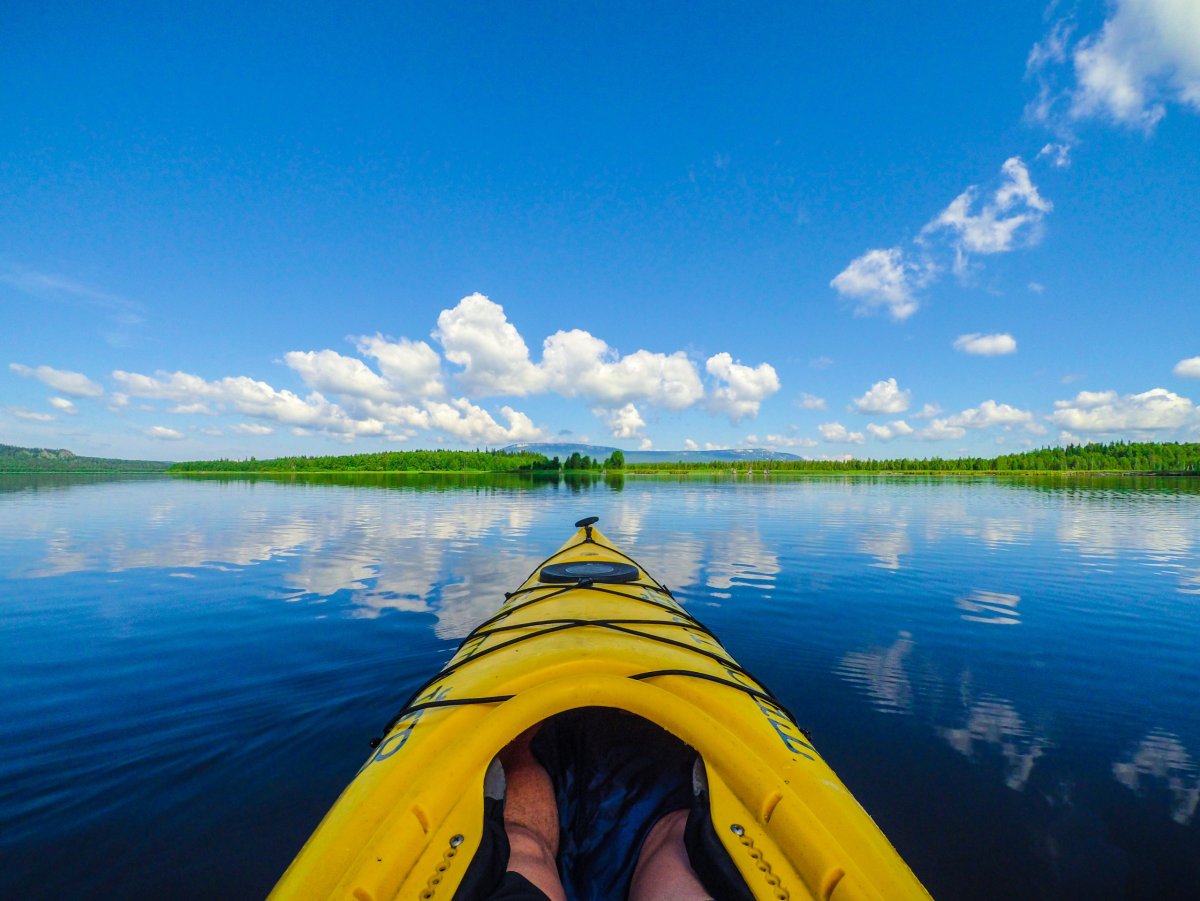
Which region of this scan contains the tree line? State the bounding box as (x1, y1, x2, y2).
(22, 440, 1194, 476)
(169, 449, 553, 473)
(0, 444, 169, 473)
(168, 448, 630, 474)
(622, 442, 1200, 473)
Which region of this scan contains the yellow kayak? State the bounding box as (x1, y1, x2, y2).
(272, 518, 930, 900)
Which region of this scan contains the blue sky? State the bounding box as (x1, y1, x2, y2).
(3, 1, 1199, 460)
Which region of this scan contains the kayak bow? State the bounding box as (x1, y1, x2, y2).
(272, 518, 930, 900)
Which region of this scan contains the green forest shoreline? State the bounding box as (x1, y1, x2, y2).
(3, 442, 1200, 475)
(163, 441, 1200, 475)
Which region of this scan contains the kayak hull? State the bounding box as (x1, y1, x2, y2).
(271, 525, 930, 900)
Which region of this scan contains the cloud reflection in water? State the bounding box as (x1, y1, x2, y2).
(1113, 729, 1200, 826)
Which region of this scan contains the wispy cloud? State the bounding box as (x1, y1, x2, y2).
(144, 426, 185, 440)
(231, 423, 274, 435)
(7, 406, 56, 422)
(763, 432, 818, 449)
(1, 266, 145, 347)
(954, 333, 1018, 356)
(832, 158, 1051, 317)
(920, 158, 1051, 260)
(9, 363, 104, 397)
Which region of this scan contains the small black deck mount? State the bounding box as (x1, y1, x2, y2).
(575, 515, 599, 540)
(540, 560, 639, 584)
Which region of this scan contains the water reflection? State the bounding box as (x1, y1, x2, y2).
(3, 475, 762, 640)
(837, 631, 916, 714)
(858, 528, 911, 570)
(955, 589, 1021, 625)
(1179, 568, 1200, 595)
(840, 632, 1049, 792)
(704, 530, 780, 595)
(635, 535, 703, 593)
(0, 478, 562, 639)
(1054, 495, 1200, 595)
(976, 517, 1035, 548)
(1113, 730, 1200, 826)
(939, 693, 1048, 791)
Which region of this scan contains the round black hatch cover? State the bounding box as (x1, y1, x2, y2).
(540, 561, 639, 584)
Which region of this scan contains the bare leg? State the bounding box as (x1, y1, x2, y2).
(496, 727, 566, 901)
(627, 809, 712, 901)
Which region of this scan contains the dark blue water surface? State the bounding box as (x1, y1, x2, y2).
(1, 473, 1198, 899)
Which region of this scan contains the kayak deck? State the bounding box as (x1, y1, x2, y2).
(271, 520, 930, 900)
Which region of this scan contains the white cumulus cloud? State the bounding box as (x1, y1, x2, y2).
(598, 402, 646, 439)
(97, 293, 799, 447)
(853, 378, 912, 414)
(949, 400, 1035, 430)
(113, 370, 391, 438)
(954, 333, 1018, 356)
(343, 294, 762, 430)
(433, 293, 545, 396)
(917, 420, 967, 441)
(911, 403, 943, 420)
(819, 422, 866, 444)
(424, 399, 545, 444)
(867, 420, 914, 442)
(830, 248, 924, 320)
(283, 349, 398, 403)
(48, 397, 77, 414)
(541, 328, 703, 410)
(1050, 387, 1198, 433)
(1072, 0, 1200, 130)
(355, 334, 446, 398)
(705, 352, 780, 423)
(917, 400, 1038, 440)
(10, 363, 104, 397)
(1173, 356, 1200, 378)
(1028, 0, 1200, 133)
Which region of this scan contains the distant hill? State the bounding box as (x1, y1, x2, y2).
(0, 444, 170, 473)
(503, 442, 803, 463)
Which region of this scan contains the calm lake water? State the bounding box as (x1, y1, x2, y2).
(1, 472, 1198, 900)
